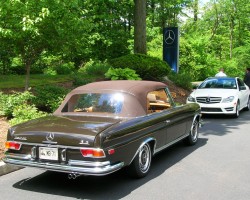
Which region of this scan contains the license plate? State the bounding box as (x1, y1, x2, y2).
(39, 147, 58, 160)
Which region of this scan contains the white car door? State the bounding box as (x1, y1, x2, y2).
(237, 78, 249, 110)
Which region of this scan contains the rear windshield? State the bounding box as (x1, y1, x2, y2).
(198, 78, 236, 89)
(62, 93, 124, 114)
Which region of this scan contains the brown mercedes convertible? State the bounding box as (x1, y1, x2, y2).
(4, 80, 201, 178)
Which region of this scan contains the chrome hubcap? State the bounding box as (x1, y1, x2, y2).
(191, 121, 198, 141)
(139, 144, 151, 173)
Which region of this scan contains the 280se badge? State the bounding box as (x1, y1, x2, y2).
(4, 80, 201, 179)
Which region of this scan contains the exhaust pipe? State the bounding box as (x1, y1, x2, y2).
(68, 173, 80, 180)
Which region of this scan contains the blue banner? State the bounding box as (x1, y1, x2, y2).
(163, 27, 179, 73)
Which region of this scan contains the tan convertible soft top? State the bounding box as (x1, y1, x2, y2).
(54, 80, 167, 117)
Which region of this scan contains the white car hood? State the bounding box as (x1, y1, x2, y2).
(190, 89, 238, 98)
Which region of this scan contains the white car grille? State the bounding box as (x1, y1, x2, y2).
(196, 97, 222, 104)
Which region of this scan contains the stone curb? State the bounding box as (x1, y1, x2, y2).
(0, 161, 22, 176)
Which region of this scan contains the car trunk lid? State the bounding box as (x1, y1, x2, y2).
(10, 115, 121, 147)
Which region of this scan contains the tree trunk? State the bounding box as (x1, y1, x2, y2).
(134, 0, 147, 54)
(193, 0, 198, 22)
(229, 3, 235, 59)
(229, 16, 234, 59)
(210, 1, 219, 40)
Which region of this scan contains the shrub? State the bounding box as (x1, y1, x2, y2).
(78, 59, 111, 76)
(56, 62, 75, 75)
(43, 67, 57, 75)
(72, 74, 92, 87)
(0, 92, 7, 116)
(168, 71, 193, 90)
(0, 91, 35, 118)
(9, 104, 48, 126)
(9, 57, 26, 75)
(109, 54, 171, 80)
(105, 68, 141, 80)
(43, 62, 75, 75)
(33, 85, 69, 112)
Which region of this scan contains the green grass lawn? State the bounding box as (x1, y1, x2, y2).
(0, 74, 73, 89)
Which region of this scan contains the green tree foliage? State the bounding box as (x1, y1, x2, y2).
(0, 0, 132, 88)
(180, 0, 250, 81)
(1, 0, 250, 84)
(0, 0, 92, 89)
(147, 0, 193, 28)
(79, 0, 132, 60)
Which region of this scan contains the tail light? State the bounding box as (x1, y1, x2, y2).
(5, 141, 22, 150)
(80, 148, 105, 158)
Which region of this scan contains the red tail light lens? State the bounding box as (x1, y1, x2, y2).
(5, 141, 21, 150)
(80, 148, 105, 158)
(108, 149, 115, 155)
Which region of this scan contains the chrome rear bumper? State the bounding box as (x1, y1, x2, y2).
(3, 155, 124, 176)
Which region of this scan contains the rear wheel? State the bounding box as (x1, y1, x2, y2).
(128, 143, 152, 178)
(185, 119, 199, 145)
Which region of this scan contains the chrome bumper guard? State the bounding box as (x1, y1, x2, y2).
(3, 154, 124, 176)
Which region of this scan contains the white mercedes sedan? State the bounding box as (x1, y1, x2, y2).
(187, 77, 250, 117)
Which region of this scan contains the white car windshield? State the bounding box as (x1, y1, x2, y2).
(198, 78, 237, 89)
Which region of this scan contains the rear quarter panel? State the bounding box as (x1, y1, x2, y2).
(98, 103, 200, 166)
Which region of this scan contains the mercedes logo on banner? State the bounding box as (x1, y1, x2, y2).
(164, 30, 175, 45)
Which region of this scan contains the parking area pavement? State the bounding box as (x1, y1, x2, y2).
(0, 161, 22, 176)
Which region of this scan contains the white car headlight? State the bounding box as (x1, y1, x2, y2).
(187, 96, 196, 102)
(222, 96, 235, 103)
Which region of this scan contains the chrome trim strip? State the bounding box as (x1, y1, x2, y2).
(68, 160, 110, 167)
(3, 158, 124, 176)
(6, 153, 32, 160)
(154, 133, 189, 154)
(7, 141, 90, 150)
(42, 141, 58, 144)
(154, 113, 201, 154)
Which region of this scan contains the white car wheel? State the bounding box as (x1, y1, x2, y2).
(233, 101, 240, 118)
